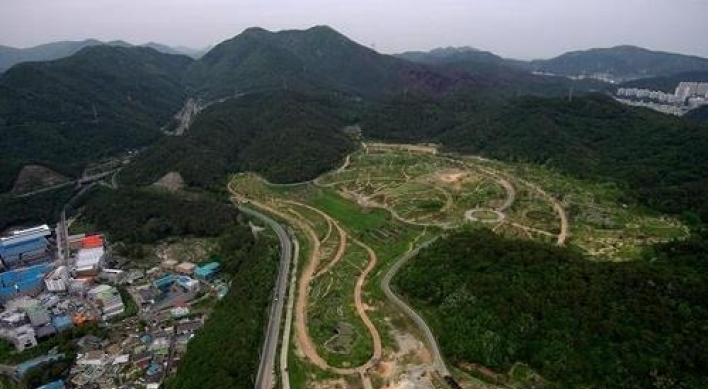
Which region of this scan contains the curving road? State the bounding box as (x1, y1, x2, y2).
(381, 238, 450, 377)
(238, 205, 293, 389)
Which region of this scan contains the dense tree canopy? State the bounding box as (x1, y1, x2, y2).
(395, 229, 708, 389)
(121, 91, 358, 188)
(80, 187, 240, 243)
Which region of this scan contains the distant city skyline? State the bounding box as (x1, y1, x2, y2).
(1, 0, 707, 60)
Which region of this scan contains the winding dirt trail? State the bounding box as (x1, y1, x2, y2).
(244, 195, 382, 375)
(284, 200, 382, 375)
(284, 201, 349, 280)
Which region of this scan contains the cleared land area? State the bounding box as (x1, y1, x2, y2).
(229, 142, 687, 389)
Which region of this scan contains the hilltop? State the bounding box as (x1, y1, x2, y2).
(186, 26, 469, 99)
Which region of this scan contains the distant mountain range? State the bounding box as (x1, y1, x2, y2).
(0, 39, 205, 72)
(2, 25, 708, 195)
(399, 45, 708, 83)
(522, 45, 708, 82)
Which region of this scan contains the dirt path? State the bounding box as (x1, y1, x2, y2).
(234, 188, 384, 376)
(519, 180, 569, 245)
(284, 201, 349, 280)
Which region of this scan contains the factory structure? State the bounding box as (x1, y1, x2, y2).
(615, 81, 708, 115)
(0, 222, 222, 388)
(0, 224, 125, 353)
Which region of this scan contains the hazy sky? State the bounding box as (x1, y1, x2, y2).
(2, 0, 707, 59)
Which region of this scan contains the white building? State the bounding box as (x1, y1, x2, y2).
(44, 266, 68, 292)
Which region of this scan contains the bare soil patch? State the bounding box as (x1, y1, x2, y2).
(11, 165, 70, 194)
(153, 171, 186, 191)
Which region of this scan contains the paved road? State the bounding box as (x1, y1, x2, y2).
(238, 205, 293, 389)
(381, 238, 450, 377)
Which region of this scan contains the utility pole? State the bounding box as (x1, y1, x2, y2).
(568, 86, 574, 103)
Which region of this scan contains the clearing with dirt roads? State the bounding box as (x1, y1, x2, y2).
(229, 142, 687, 389)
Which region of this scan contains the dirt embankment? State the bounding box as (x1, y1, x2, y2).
(11, 165, 70, 194)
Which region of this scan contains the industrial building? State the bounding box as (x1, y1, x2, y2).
(194, 262, 220, 281)
(0, 225, 52, 270)
(0, 263, 53, 303)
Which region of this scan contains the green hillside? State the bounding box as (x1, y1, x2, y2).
(363, 93, 708, 221)
(121, 91, 357, 188)
(396, 228, 708, 389)
(0, 45, 193, 192)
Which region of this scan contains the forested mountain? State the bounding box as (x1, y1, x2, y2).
(396, 47, 609, 96)
(396, 229, 708, 389)
(524, 45, 708, 81)
(185, 26, 470, 99)
(397, 46, 507, 66)
(0, 45, 193, 192)
(120, 91, 357, 188)
(363, 93, 708, 220)
(0, 39, 199, 72)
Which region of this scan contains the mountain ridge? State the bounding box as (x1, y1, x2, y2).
(0, 39, 205, 72)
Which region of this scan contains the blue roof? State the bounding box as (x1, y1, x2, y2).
(0, 263, 52, 287)
(154, 274, 175, 289)
(35, 380, 65, 389)
(146, 362, 162, 375)
(0, 237, 47, 258)
(195, 262, 220, 277)
(0, 264, 53, 297)
(16, 354, 64, 376)
(52, 316, 73, 330)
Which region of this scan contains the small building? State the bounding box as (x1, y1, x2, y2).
(35, 325, 56, 339)
(52, 315, 73, 332)
(74, 246, 105, 277)
(98, 269, 124, 284)
(8, 325, 37, 351)
(0, 311, 29, 329)
(176, 276, 200, 293)
(170, 306, 190, 318)
(67, 234, 86, 251)
(175, 262, 196, 275)
(153, 274, 175, 292)
(25, 301, 51, 327)
(161, 259, 178, 271)
(77, 350, 105, 366)
(45, 266, 68, 292)
(88, 285, 124, 321)
(194, 262, 220, 281)
(81, 235, 103, 249)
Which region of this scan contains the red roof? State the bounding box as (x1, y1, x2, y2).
(82, 235, 103, 249)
